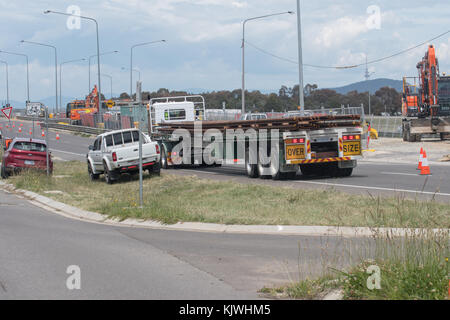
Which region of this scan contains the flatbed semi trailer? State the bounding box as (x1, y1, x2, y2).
(148, 96, 364, 180)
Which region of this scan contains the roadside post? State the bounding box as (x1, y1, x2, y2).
(136, 81, 143, 208)
(45, 105, 49, 176)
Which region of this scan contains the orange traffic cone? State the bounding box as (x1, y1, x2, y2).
(420, 151, 431, 175)
(29, 129, 32, 135)
(41, 130, 45, 137)
(56, 133, 60, 140)
(18, 127, 22, 133)
(417, 148, 424, 170)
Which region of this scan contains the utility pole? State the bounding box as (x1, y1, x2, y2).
(296, 0, 305, 115)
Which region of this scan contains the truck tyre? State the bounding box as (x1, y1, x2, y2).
(103, 163, 115, 184)
(161, 147, 169, 169)
(88, 162, 100, 180)
(335, 167, 353, 177)
(300, 164, 316, 176)
(245, 148, 258, 178)
(269, 146, 283, 180)
(282, 171, 297, 180)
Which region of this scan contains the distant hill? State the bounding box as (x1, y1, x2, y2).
(328, 78, 403, 94)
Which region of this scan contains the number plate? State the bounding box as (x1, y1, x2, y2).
(343, 141, 361, 156)
(24, 160, 35, 165)
(285, 144, 306, 160)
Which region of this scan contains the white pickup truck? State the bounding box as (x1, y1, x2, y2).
(87, 129, 161, 184)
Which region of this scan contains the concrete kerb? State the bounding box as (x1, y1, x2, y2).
(0, 180, 447, 238)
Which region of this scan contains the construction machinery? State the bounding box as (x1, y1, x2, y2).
(402, 45, 450, 141)
(66, 86, 101, 124)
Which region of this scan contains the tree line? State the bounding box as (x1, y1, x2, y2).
(117, 84, 402, 115)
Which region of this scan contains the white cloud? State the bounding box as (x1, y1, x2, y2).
(314, 16, 369, 48)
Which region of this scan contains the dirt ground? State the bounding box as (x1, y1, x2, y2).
(361, 137, 450, 164)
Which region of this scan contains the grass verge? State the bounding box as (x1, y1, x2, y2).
(4, 160, 450, 228)
(261, 230, 449, 300)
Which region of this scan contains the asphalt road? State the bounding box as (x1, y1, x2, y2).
(2, 118, 449, 202)
(0, 188, 369, 299)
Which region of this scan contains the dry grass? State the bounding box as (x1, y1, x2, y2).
(6, 160, 450, 228)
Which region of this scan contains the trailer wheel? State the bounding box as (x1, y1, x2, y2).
(161, 147, 169, 169)
(335, 167, 353, 177)
(414, 134, 422, 142)
(269, 146, 283, 180)
(282, 171, 297, 180)
(245, 148, 258, 178)
(300, 164, 316, 176)
(440, 133, 450, 140)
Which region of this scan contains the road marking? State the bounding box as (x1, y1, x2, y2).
(294, 180, 450, 197)
(381, 172, 420, 177)
(50, 149, 85, 157)
(179, 169, 220, 175)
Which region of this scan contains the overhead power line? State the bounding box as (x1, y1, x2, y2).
(245, 28, 450, 69)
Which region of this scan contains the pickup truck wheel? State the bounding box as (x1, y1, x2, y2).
(1, 165, 8, 179)
(104, 164, 115, 184)
(88, 162, 100, 180)
(150, 162, 161, 176)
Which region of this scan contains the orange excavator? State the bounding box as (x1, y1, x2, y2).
(402, 45, 450, 141)
(66, 86, 100, 124)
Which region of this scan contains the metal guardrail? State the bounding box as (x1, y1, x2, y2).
(15, 115, 69, 123)
(39, 122, 109, 135)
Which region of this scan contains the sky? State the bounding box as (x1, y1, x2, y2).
(1, 0, 450, 107)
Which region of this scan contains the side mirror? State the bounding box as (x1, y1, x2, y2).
(88, 145, 94, 150)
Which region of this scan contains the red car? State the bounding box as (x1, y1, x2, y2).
(1, 138, 53, 178)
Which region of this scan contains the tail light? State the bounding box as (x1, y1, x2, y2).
(343, 135, 361, 141)
(112, 152, 117, 162)
(155, 144, 160, 154)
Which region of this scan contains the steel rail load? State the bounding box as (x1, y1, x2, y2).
(148, 96, 364, 180)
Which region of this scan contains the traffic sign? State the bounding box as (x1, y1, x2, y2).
(1, 106, 12, 119)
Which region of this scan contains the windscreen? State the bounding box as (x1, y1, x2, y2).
(13, 141, 46, 152)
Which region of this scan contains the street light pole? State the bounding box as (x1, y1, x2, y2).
(130, 40, 166, 99)
(44, 10, 103, 117)
(296, 0, 305, 115)
(88, 50, 118, 92)
(101, 74, 112, 99)
(0, 60, 9, 106)
(60, 58, 86, 113)
(0, 51, 30, 102)
(20, 40, 57, 115)
(241, 11, 293, 115)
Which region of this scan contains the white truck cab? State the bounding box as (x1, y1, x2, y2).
(149, 95, 206, 132)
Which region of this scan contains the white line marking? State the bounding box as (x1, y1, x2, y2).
(179, 169, 220, 175)
(381, 172, 420, 177)
(294, 180, 450, 197)
(50, 149, 85, 157)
